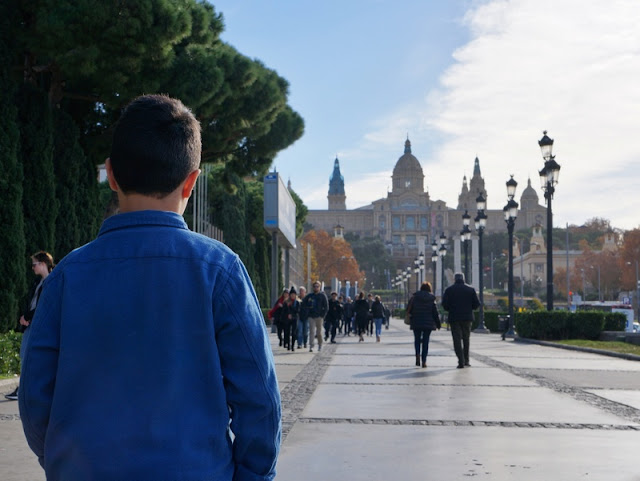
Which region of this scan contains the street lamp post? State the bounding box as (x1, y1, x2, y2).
(418, 252, 425, 285)
(439, 233, 447, 297)
(461, 210, 472, 282)
(538, 131, 561, 311)
(414, 256, 420, 293)
(503, 176, 519, 339)
(431, 240, 438, 290)
(474, 194, 489, 333)
(405, 268, 411, 303)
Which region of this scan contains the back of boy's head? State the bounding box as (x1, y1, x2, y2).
(110, 94, 201, 198)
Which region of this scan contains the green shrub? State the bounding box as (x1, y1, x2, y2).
(471, 310, 502, 332)
(394, 308, 407, 319)
(526, 298, 544, 310)
(515, 311, 605, 340)
(0, 330, 22, 376)
(603, 312, 626, 331)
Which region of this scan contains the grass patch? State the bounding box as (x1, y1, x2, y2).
(551, 340, 640, 356)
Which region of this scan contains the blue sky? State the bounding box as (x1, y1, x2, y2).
(212, 0, 640, 231)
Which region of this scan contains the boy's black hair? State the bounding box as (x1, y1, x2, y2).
(110, 94, 201, 197)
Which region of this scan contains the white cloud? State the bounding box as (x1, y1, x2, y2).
(422, 0, 640, 229)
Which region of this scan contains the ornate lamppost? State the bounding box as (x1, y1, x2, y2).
(414, 256, 420, 293)
(538, 131, 561, 311)
(405, 268, 411, 302)
(461, 210, 471, 282)
(418, 251, 425, 285)
(438, 233, 447, 297)
(503, 176, 519, 339)
(431, 240, 438, 289)
(473, 194, 489, 332)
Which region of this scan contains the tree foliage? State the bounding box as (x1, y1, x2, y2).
(0, 28, 26, 332)
(303, 230, 364, 286)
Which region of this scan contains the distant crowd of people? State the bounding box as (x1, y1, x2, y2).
(269, 272, 480, 371)
(268, 282, 391, 352)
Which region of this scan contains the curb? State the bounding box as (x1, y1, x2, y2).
(515, 337, 640, 362)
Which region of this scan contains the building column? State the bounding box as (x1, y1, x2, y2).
(454, 236, 462, 275)
(472, 236, 480, 290)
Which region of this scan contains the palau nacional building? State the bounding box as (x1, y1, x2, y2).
(306, 138, 550, 293)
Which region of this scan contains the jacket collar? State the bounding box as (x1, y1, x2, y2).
(98, 210, 188, 237)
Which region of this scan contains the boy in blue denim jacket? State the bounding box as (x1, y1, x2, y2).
(19, 95, 281, 481)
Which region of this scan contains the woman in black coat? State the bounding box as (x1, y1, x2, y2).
(353, 292, 370, 343)
(407, 281, 440, 368)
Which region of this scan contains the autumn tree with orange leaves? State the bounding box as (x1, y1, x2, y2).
(302, 230, 365, 286)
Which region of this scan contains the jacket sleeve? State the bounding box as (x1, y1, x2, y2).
(217, 258, 281, 480)
(319, 293, 329, 318)
(432, 303, 441, 328)
(441, 289, 450, 311)
(19, 274, 61, 467)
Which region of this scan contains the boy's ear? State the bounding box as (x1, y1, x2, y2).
(105, 158, 119, 193)
(181, 169, 201, 199)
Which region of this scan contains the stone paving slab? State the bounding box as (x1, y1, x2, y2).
(586, 389, 640, 411)
(276, 423, 640, 481)
(494, 356, 640, 371)
(328, 352, 481, 368)
(303, 383, 635, 425)
(528, 369, 640, 389)
(322, 364, 536, 386)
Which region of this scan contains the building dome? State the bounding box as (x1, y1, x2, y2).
(391, 138, 424, 192)
(519, 178, 539, 210)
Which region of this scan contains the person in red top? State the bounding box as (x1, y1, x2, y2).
(268, 288, 289, 347)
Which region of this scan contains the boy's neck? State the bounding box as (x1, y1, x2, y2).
(117, 191, 187, 215)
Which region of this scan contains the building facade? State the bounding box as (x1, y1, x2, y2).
(307, 139, 547, 274)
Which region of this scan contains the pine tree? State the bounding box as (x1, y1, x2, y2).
(0, 33, 25, 332)
(52, 109, 81, 258)
(17, 83, 58, 259)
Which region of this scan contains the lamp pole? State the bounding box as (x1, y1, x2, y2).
(439, 233, 447, 297)
(418, 251, 425, 285)
(414, 256, 420, 293)
(473, 194, 488, 332)
(431, 240, 438, 291)
(405, 269, 411, 304)
(538, 131, 561, 311)
(461, 210, 471, 282)
(503, 176, 519, 339)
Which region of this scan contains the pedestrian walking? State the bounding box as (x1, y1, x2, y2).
(18, 94, 280, 480)
(326, 292, 342, 343)
(407, 282, 440, 368)
(371, 295, 386, 342)
(354, 292, 370, 342)
(342, 296, 354, 336)
(366, 293, 374, 336)
(268, 288, 289, 347)
(296, 286, 308, 349)
(282, 286, 300, 351)
(4, 250, 54, 401)
(442, 272, 480, 368)
(302, 281, 328, 352)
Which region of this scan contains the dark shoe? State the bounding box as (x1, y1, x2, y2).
(465, 362, 471, 367)
(4, 388, 18, 401)
(309, 347, 313, 352)
(415, 356, 420, 367)
(422, 361, 427, 368)
(457, 364, 464, 369)
(279, 339, 282, 346)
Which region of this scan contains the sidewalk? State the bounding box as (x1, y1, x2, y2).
(2, 320, 639, 480)
(272, 320, 640, 481)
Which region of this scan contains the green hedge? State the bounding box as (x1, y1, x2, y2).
(393, 308, 407, 319)
(603, 312, 626, 331)
(471, 310, 504, 332)
(515, 311, 605, 340)
(0, 330, 22, 376)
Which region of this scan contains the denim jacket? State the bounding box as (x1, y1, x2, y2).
(19, 210, 281, 481)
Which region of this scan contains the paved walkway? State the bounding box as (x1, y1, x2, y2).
(2, 319, 639, 480)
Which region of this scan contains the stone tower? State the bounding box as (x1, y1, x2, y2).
(328, 157, 346, 210)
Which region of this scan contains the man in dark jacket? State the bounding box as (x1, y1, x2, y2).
(442, 273, 480, 368)
(302, 281, 328, 352)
